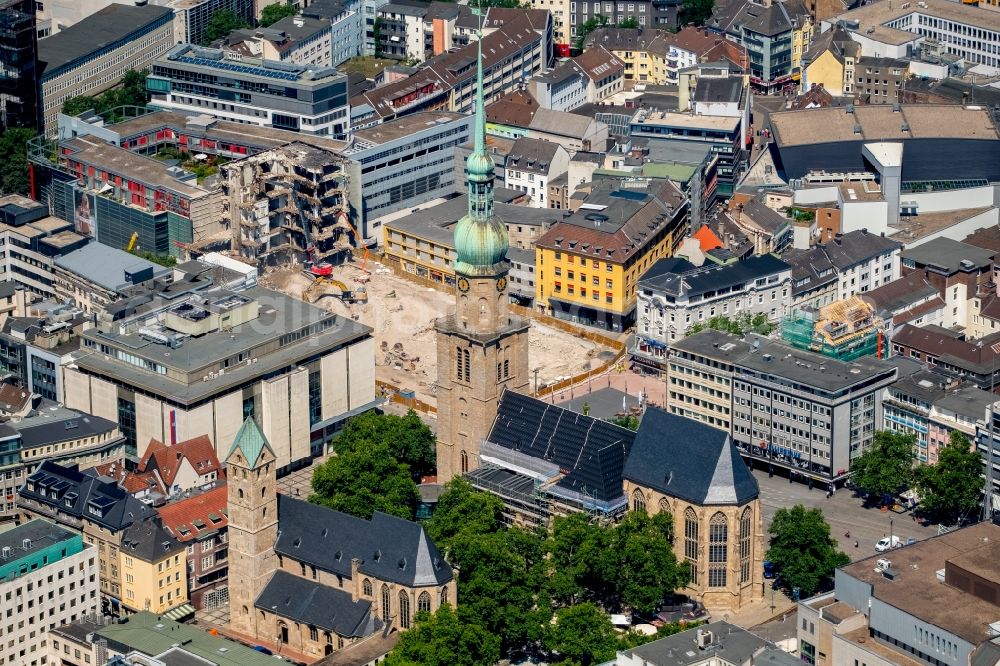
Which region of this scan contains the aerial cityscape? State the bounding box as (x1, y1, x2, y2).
(0, 0, 998, 663)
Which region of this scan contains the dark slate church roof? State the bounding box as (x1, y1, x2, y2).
(623, 407, 758, 505)
(255, 570, 380, 638)
(488, 390, 636, 503)
(275, 495, 452, 587)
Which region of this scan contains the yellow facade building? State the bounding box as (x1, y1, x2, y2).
(534, 179, 689, 331)
(120, 519, 189, 615)
(800, 26, 859, 96)
(791, 18, 815, 73)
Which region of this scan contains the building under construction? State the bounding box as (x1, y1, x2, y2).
(781, 296, 884, 361)
(221, 142, 355, 268)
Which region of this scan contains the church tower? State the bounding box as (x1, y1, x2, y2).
(435, 22, 530, 482)
(226, 417, 278, 638)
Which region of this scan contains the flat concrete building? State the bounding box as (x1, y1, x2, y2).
(668, 329, 898, 485)
(799, 522, 1000, 666)
(37, 4, 175, 135)
(343, 111, 473, 239)
(767, 104, 1000, 184)
(63, 286, 376, 470)
(0, 520, 99, 666)
(148, 44, 350, 139)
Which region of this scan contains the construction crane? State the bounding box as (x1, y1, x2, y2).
(125, 232, 139, 253)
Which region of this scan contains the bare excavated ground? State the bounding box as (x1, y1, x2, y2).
(261, 260, 614, 406)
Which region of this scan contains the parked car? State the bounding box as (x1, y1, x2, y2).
(763, 561, 778, 579)
(875, 536, 903, 552)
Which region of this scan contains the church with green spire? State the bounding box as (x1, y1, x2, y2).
(434, 22, 531, 482)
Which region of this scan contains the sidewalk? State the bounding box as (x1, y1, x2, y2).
(722, 588, 796, 629)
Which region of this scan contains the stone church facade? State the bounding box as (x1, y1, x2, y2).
(622, 408, 765, 614)
(434, 30, 531, 483)
(226, 418, 455, 660)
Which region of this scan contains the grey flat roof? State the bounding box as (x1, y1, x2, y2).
(54, 243, 169, 293)
(386, 191, 559, 247)
(76, 288, 372, 405)
(351, 112, 467, 146)
(38, 4, 173, 78)
(0, 519, 80, 569)
(13, 407, 118, 448)
(901, 237, 995, 273)
(623, 621, 776, 666)
(673, 329, 896, 394)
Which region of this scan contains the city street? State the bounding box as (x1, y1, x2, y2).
(753, 469, 940, 562)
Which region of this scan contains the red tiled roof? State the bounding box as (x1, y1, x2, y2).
(93, 460, 165, 495)
(693, 225, 724, 251)
(573, 46, 624, 82)
(0, 383, 33, 413)
(156, 484, 229, 542)
(138, 435, 223, 487)
(670, 26, 719, 57)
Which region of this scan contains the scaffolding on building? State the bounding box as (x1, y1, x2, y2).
(781, 296, 883, 361)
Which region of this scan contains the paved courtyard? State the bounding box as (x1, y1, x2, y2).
(753, 469, 940, 561)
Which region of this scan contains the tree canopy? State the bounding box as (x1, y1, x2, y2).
(310, 440, 419, 520)
(679, 0, 715, 26)
(851, 430, 915, 502)
(607, 414, 640, 430)
(574, 14, 610, 49)
(63, 70, 150, 121)
(259, 2, 298, 27)
(687, 313, 776, 338)
(333, 409, 435, 480)
(203, 10, 250, 44)
(545, 603, 619, 666)
(384, 604, 500, 666)
(0, 127, 36, 197)
(766, 504, 849, 598)
(914, 430, 983, 526)
(419, 481, 691, 658)
(617, 17, 640, 28)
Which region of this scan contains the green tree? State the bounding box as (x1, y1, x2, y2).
(574, 14, 609, 49)
(608, 512, 688, 613)
(617, 17, 640, 28)
(63, 69, 151, 120)
(548, 511, 687, 613)
(607, 414, 640, 430)
(450, 529, 549, 652)
(426, 480, 549, 654)
(547, 512, 608, 605)
(425, 478, 506, 548)
(851, 430, 915, 502)
(384, 604, 500, 666)
(687, 313, 776, 338)
(203, 10, 250, 44)
(259, 2, 298, 26)
(545, 603, 619, 666)
(333, 409, 436, 480)
(680, 0, 714, 25)
(309, 441, 419, 519)
(0, 127, 36, 196)
(766, 505, 849, 598)
(914, 430, 983, 525)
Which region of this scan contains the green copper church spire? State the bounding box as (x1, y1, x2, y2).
(453, 10, 509, 277)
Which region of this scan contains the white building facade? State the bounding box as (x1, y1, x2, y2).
(0, 522, 99, 666)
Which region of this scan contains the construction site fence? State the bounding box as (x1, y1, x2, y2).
(376, 379, 438, 414)
(372, 253, 628, 402)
